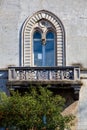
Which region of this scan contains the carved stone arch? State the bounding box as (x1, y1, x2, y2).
(21, 10, 66, 66)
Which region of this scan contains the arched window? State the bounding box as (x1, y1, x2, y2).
(21, 10, 65, 67)
(33, 30, 55, 66)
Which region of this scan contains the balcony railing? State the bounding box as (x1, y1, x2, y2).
(8, 66, 80, 82)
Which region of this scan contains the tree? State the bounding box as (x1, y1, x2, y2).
(0, 87, 74, 130)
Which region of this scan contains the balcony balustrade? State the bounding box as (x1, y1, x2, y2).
(8, 66, 80, 86)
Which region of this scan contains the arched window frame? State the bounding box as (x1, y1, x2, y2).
(21, 10, 66, 67)
(33, 28, 56, 67)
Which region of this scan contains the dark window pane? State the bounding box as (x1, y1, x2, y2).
(46, 31, 54, 39)
(33, 31, 41, 39)
(45, 31, 55, 66)
(33, 31, 42, 66)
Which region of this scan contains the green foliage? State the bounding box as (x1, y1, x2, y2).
(0, 87, 75, 130)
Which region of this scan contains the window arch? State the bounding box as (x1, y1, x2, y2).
(21, 10, 66, 67)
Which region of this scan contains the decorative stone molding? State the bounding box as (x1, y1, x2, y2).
(21, 10, 65, 67)
(33, 19, 55, 45)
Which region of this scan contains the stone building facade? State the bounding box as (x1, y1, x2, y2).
(0, 0, 87, 129)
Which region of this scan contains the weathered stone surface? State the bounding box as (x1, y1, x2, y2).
(78, 79, 87, 130)
(63, 101, 78, 130)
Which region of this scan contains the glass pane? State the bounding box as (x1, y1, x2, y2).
(33, 31, 55, 67)
(33, 31, 41, 39)
(33, 32, 42, 66)
(45, 31, 55, 66)
(46, 31, 54, 39)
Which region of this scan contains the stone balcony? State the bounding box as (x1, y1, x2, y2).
(7, 66, 82, 100)
(7, 66, 81, 85)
